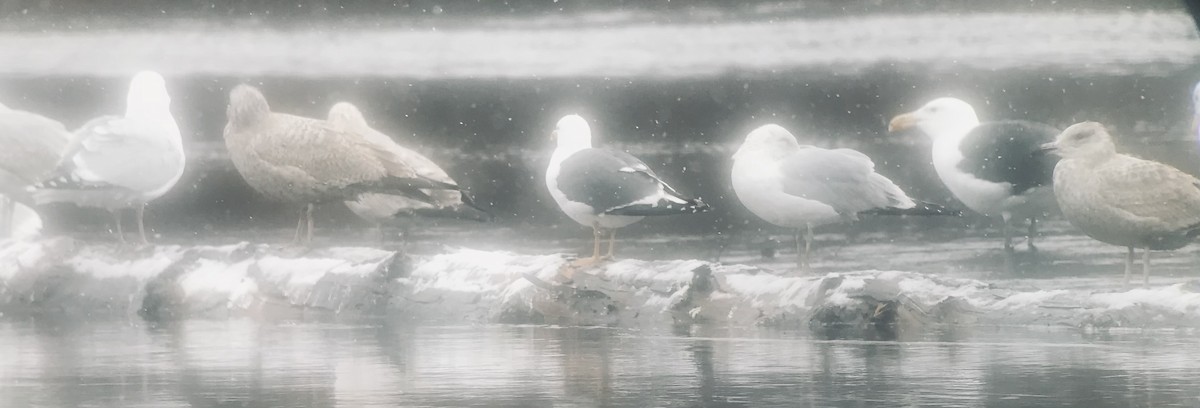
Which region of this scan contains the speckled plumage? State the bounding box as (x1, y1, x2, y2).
(1053, 142, 1200, 250)
(1047, 121, 1200, 286)
(224, 86, 434, 205)
(223, 85, 458, 243)
(329, 102, 474, 223)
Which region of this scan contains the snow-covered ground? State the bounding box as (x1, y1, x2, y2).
(3, 232, 1199, 331)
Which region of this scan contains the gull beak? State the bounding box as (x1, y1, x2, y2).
(887, 112, 919, 133)
(1039, 141, 1058, 153)
(551, 129, 558, 141)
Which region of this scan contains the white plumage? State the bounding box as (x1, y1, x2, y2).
(32, 71, 185, 243)
(890, 97, 1058, 252)
(546, 114, 708, 267)
(732, 124, 937, 268)
(0, 102, 71, 237)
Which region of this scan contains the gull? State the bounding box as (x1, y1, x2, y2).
(328, 102, 488, 236)
(32, 71, 185, 244)
(732, 124, 955, 268)
(545, 114, 709, 267)
(1043, 122, 1200, 287)
(223, 84, 460, 244)
(889, 97, 1059, 252)
(0, 102, 71, 237)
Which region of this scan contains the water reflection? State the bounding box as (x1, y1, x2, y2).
(2, 320, 1200, 407)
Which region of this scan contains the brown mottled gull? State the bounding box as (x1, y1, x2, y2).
(223, 85, 459, 244)
(0, 102, 71, 237)
(1043, 122, 1200, 287)
(327, 102, 488, 232)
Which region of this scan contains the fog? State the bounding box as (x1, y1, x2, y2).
(2, 1, 1200, 407)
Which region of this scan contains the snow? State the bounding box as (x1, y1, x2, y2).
(2, 237, 1200, 330)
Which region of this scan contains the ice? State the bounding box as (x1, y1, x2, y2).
(2, 237, 1200, 330)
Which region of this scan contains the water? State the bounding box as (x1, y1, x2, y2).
(1, 320, 1198, 407)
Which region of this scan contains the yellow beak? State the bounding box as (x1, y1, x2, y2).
(888, 112, 919, 133)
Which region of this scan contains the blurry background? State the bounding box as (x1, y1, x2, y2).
(0, 0, 1197, 241)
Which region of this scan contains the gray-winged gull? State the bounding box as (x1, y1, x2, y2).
(889, 97, 1059, 252)
(328, 102, 488, 234)
(32, 71, 185, 244)
(0, 102, 71, 237)
(732, 124, 955, 268)
(223, 84, 460, 244)
(545, 114, 710, 267)
(1043, 121, 1200, 287)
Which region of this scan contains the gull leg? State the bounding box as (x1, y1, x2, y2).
(400, 223, 413, 252)
(1026, 217, 1038, 252)
(0, 197, 12, 238)
(1142, 246, 1151, 288)
(794, 230, 803, 269)
(135, 204, 150, 245)
(111, 210, 126, 244)
(1124, 246, 1134, 288)
(305, 203, 315, 245)
(292, 207, 306, 244)
(591, 226, 602, 260)
(1001, 213, 1014, 253)
(797, 224, 813, 271)
(806, 223, 815, 269)
(569, 224, 605, 269)
(603, 229, 617, 260)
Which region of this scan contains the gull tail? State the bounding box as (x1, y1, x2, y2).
(410, 191, 493, 222)
(457, 191, 493, 222)
(339, 175, 460, 203)
(604, 196, 711, 217)
(27, 169, 136, 208)
(859, 201, 961, 217)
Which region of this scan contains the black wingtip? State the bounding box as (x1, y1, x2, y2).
(458, 191, 494, 222)
(604, 197, 712, 217)
(860, 201, 961, 217)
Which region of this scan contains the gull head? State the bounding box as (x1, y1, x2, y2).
(1041, 121, 1115, 161)
(328, 102, 369, 128)
(126, 70, 171, 115)
(734, 124, 799, 161)
(553, 114, 592, 150)
(226, 84, 271, 127)
(888, 97, 980, 141)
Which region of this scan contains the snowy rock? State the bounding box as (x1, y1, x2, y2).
(3, 238, 1200, 331)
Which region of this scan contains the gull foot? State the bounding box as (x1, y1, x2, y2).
(557, 256, 610, 284)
